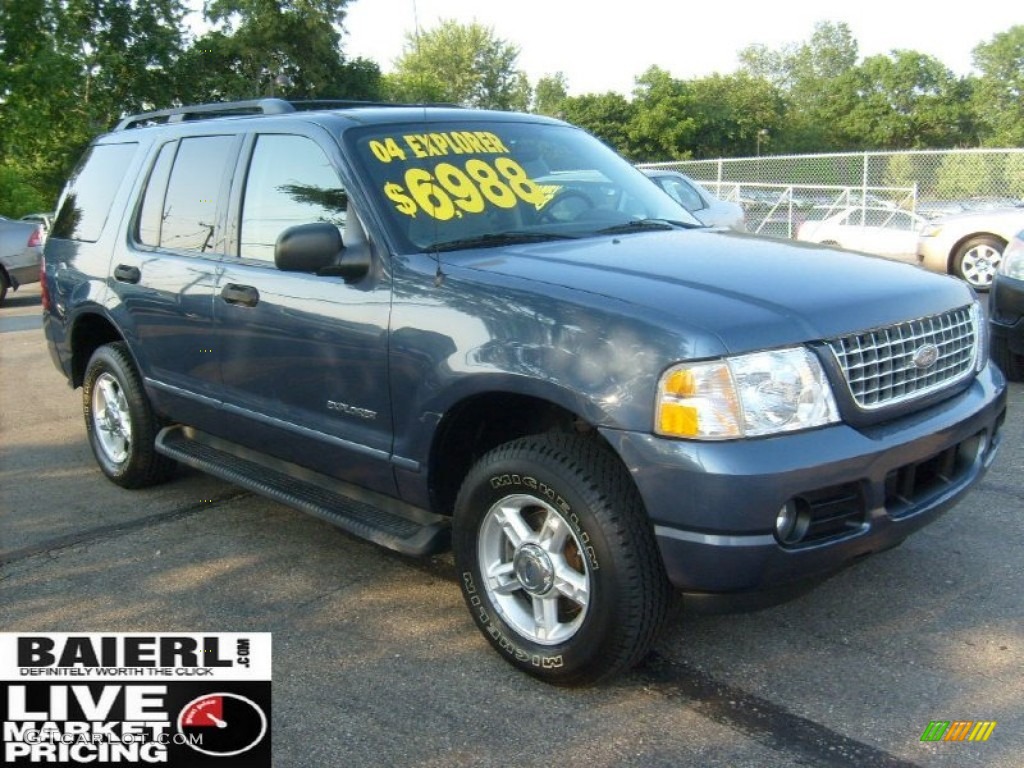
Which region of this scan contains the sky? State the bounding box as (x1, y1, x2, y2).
(340, 0, 1022, 96)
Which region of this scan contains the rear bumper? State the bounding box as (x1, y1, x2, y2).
(600, 363, 1007, 595)
(4, 261, 41, 288)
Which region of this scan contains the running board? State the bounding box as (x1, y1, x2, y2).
(155, 426, 449, 556)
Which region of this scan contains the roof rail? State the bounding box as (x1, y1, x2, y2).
(113, 98, 467, 131)
(114, 99, 295, 131)
(286, 99, 465, 111)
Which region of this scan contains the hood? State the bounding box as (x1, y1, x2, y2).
(930, 207, 1024, 237)
(450, 229, 974, 354)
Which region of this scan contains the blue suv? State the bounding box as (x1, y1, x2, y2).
(43, 100, 1007, 685)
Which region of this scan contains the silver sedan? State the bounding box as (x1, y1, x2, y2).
(0, 216, 45, 304)
(642, 169, 746, 231)
(918, 206, 1024, 290)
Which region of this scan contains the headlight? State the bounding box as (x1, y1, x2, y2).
(971, 300, 987, 373)
(998, 232, 1024, 279)
(656, 347, 840, 440)
(921, 224, 942, 238)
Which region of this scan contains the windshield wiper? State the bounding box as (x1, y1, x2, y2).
(596, 218, 701, 235)
(425, 231, 578, 253)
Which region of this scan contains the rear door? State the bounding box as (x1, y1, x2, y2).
(113, 134, 240, 425)
(213, 128, 395, 494)
(861, 209, 920, 262)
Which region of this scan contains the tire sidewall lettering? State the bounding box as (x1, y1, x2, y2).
(486, 473, 599, 570)
(454, 437, 665, 683)
(461, 570, 564, 669)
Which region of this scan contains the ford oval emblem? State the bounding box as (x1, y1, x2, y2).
(912, 343, 939, 369)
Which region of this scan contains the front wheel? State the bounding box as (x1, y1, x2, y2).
(953, 235, 1004, 290)
(83, 342, 175, 488)
(453, 434, 670, 685)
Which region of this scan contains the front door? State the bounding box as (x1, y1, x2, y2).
(213, 131, 395, 494)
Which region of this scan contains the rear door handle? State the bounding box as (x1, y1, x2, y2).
(113, 264, 141, 284)
(220, 283, 260, 307)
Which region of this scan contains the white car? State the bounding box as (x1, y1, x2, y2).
(642, 169, 746, 231)
(796, 207, 926, 263)
(917, 207, 1024, 290)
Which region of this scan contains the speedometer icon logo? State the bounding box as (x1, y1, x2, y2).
(177, 692, 268, 757)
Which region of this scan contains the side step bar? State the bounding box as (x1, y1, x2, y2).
(155, 426, 450, 556)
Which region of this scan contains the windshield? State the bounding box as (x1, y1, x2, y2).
(345, 119, 701, 253)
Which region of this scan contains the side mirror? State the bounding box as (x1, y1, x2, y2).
(275, 223, 342, 273)
(275, 222, 371, 283)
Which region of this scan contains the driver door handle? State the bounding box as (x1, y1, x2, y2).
(220, 283, 260, 307)
(113, 264, 141, 284)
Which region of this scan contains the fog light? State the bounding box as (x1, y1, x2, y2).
(775, 499, 810, 545)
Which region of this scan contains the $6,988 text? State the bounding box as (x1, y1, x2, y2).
(383, 158, 552, 221)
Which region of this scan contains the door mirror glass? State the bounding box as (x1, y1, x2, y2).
(275, 223, 342, 273)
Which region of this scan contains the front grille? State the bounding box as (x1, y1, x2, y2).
(828, 306, 978, 410)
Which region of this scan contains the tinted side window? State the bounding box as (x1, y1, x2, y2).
(862, 210, 911, 229)
(161, 135, 235, 253)
(51, 143, 138, 242)
(240, 135, 347, 261)
(136, 142, 177, 247)
(662, 178, 705, 212)
(843, 210, 864, 227)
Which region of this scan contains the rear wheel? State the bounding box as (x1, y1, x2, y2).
(83, 342, 175, 488)
(0, 271, 9, 304)
(453, 434, 670, 685)
(953, 235, 1004, 290)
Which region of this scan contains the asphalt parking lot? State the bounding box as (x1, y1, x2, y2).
(2, 283, 1022, 768)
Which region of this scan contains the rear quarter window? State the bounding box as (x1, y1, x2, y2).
(51, 142, 138, 242)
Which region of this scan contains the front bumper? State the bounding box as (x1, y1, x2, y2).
(600, 363, 1006, 594)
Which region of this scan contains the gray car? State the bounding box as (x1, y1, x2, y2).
(0, 216, 44, 304)
(917, 207, 1024, 290)
(642, 168, 746, 231)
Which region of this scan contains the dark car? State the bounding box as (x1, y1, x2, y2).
(990, 229, 1024, 381)
(42, 99, 1007, 685)
(0, 215, 44, 304)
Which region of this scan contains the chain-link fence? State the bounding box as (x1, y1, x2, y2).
(639, 148, 1024, 239)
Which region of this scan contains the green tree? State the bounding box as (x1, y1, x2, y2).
(1004, 153, 1024, 197)
(838, 52, 976, 149)
(626, 67, 696, 161)
(971, 26, 1024, 147)
(739, 21, 860, 151)
(0, 0, 187, 214)
(685, 73, 785, 158)
(384, 20, 530, 110)
(533, 72, 569, 116)
(175, 0, 380, 101)
(558, 93, 636, 156)
(935, 152, 1005, 198)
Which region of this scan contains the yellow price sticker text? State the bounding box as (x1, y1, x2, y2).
(383, 157, 554, 220)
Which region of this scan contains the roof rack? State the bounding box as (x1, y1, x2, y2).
(115, 99, 295, 130)
(114, 98, 465, 131)
(287, 99, 460, 110)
